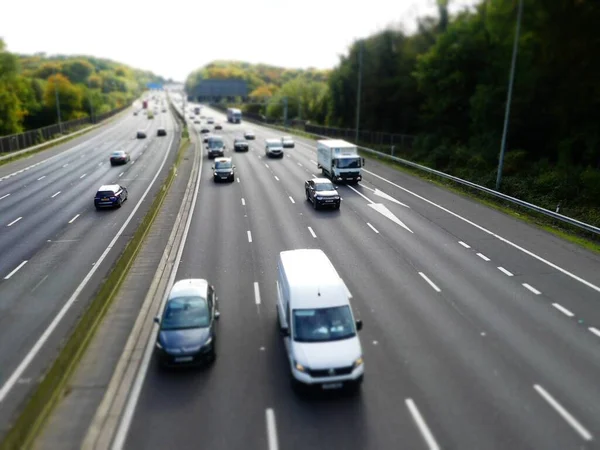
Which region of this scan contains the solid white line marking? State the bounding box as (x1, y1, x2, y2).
(37, 176, 46, 181)
(0, 132, 177, 406)
(367, 222, 379, 233)
(419, 272, 441, 293)
(68, 214, 80, 224)
(51, 191, 61, 198)
(80, 173, 87, 179)
(4, 261, 28, 280)
(254, 282, 261, 305)
(310, 159, 317, 165)
(7, 217, 22, 227)
(289, 196, 295, 204)
(477, 252, 490, 262)
(406, 398, 440, 450)
(534, 385, 592, 441)
(119, 172, 124, 177)
(0, 193, 10, 200)
(523, 283, 541, 295)
(552, 303, 574, 317)
(274, 175, 280, 181)
(589, 327, 600, 338)
(247, 230, 252, 243)
(498, 267, 514, 277)
(364, 168, 600, 294)
(308, 226, 317, 238)
(458, 241, 471, 249)
(266, 408, 279, 450)
(347, 184, 374, 204)
(241, 198, 246, 206)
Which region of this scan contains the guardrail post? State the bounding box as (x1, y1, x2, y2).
(391, 145, 395, 156)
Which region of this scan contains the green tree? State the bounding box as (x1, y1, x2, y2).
(0, 38, 23, 134)
(43, 74, 83, 120)
(61, 59, 95, 84)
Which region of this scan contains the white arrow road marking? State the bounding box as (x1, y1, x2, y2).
(368, 203, 413, 233)
(362, 185, 410, 208)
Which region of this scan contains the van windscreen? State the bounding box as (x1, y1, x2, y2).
(292, 306, 355, 342)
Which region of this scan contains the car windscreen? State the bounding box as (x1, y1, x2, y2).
(267, 142, 282, 148)
(283, 136, 292, 140)
(293, 306, 356, 342)
(96, 191, 115, 197)
(160, 296, 210, 330)
(315, 183, 335, 191)
(215, 161, 232, 169)
(208, 139, 224, 148)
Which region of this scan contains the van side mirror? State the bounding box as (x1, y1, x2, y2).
(154, 316, 160, 324)
(211, 165, 215, 169)
(355, 319, 363, 331)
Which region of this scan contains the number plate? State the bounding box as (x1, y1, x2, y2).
(322, 382, 343, 390)
(101, 198, 109, 201)
(174, 356, 193, 363)
(325, 200, 334, 203)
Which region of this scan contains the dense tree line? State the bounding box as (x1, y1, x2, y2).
(0, 40, 164, 136)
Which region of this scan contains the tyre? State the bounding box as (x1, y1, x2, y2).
(335, 203, 341, 210)
(313, 199, 318, 210)
(116, 199, 122, 208)
(305, 189, 310, 201)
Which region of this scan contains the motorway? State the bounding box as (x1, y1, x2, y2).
(0, 96, 179, 437)
(110, 103, 600, 449)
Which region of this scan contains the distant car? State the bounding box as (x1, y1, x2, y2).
(212, 157, 236, 182)
(94, 184, 128, 209)
(157, 128, 167, 137)
(200, 126, 211, 134)
(305, 178, 341, 210)
(110, 150, 130, 165)
(233, 138, 249, 152)
(207, 117, 215, 124)
(136, 130, 147, 139)
(154, 279, 220, 367)
(194, 119, 201, 124)
(133, 111, 139, 116)
(200, 115, 206, 119)
(244, 130, 255, 140)
(162, 108, 167, 113)
(265, 138, 284, 158)
(214, 123, 223, 130)
(282, 136, 295, 148)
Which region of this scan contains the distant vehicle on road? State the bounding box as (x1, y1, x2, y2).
(153, 279, 220, 367)
(317, 139, 364, 184)
(233, 137, 249, 152)
(207, 135, 226, 159)
(265, 138, 284, 158)
(305, 178, 341, 210)
(244, 130, 255, 140)
(194, 119, 201, 124)
(227, 108, 242, 123)
(207, 117, 215, 124)
(200, 126, 210, 134)
(110, 150, 131, 165)
(281, 136, 295, 148)
(157, 128, 167, 136)
(94, 184, 128, 209)
(194, 106, 201, 115)
(214, 123, 223, 130)
(212, 157, 236, 182)
(136, 130, 147, 139)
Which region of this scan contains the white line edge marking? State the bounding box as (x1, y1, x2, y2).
(0, 132, 176, 405)
(111, 106, 197, 450)
(254, 282, 261, 305)
(266, 408, 279, 450)
(307, 226, 317, 238)
(7, 217, 22, 227)
(289, 196, 295, 204)
(51, 191, 61, 198)
(80, 173, 87, 179)
(589, 327, 600, 338)
(458, 241, 470, 248)
(37, 176, 45, 181)
(498, 266, 514, 277)
(0, 193, 10, 200)
(522, 283, 541, 295)
(68, 214, 80, 224)
(347, 184, 374, 204)
(476, 252, 490, 262)
(419, 272, 441, 293)
(367, 222, 379, 233)
(247, 230, 253, 243)
(534, 384, 592, 441)
(552, 303, 574, 317)
(363, 168, 600, 294)
(406, 398, 440, 450)
(4, 261, 28, 280)
(241, 198, 246, 206)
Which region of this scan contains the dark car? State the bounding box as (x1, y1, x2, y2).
(200, 126, 211, 134)
(233, 138, 249, 152)
(194, 119, 201, 124)
(207, 135, 225, 159)
(136, 131, 147, 139)
(110, 150, 130, 165)
(94, 184, 128, 209)
(212, 157, 235, 182)
(154, 279, 220, 367)
(214, 123, 223, 130)
(157, 128, 167, 137)
(305, 178, 341, 210)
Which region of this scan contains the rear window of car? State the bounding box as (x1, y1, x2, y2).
(111, 152, 124, 156)
(96, 190, 115, 197)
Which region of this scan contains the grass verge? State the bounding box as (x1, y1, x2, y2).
(0, 127, 190, 450)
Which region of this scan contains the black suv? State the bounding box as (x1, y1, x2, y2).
(305, 178, 341, 210)
(157, 128, 167, 136)
(233, 138, 249, 152)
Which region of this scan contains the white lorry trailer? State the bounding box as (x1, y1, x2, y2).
(316, 139, 364, 184)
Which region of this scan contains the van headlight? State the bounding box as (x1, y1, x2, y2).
(353, 356, 364, 368)
(294, 360, 307, 372)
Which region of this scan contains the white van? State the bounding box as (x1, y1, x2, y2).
(276, 249, 364, 391)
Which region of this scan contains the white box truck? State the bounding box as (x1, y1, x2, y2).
(317, 139, 364, 183)
(276, 249, 364, 392)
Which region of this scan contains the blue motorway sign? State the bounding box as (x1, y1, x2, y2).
(146, 82, 163, 90)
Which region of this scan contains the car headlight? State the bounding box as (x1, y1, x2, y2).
(315, 196, 322, 200)
(155, 341, 163, 349)
(294, 360, 307, 372)
(353, 356, 364, 368)
(203, 336, 213, 347)
(214, 171, 218, 176)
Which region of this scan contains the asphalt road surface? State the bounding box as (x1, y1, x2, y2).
(0, 97, 179, 438)
(123, 104, 600, 450)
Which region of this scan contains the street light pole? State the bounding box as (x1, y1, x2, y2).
(54, 70, 63, 133)
(355, 40, 363, 144)
(496, 0, 523, 191)
(88, 81, 95, 124)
